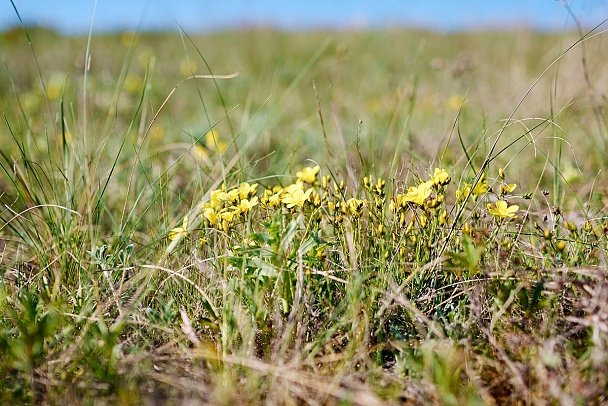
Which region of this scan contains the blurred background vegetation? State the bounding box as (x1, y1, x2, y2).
(2, 27, 606, 179)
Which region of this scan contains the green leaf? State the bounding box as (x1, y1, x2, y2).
(298, 234, 318, 257)
(280, 216, 301, 254)
(444, 235, 485, 276)
(250, 231, 275, 245)
(252, 257, 279, 278)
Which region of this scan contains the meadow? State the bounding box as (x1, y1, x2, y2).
(0, 20, 608, 405)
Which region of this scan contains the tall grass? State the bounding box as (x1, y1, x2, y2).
(0, 16, 608, 405)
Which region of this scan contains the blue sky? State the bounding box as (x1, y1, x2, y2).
(1, 1, 607, 35)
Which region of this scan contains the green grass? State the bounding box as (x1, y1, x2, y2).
(1, 22, 608, 404)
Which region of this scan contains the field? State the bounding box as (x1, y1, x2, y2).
(1, 21, 608, 405)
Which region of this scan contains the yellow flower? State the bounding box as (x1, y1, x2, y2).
(406, 220, 414, 233)
(340, 201, 348, 215)
(266, 189, 283, 208)
(193, 130, 228, 161)
(283, 181, 304, 195)
(419, 214, 428, 228)
(461, 173, 489, 197)
(296, 166, 320, 184)
(215, 190, 234, 203)
(446, 94, 464, 111)
(283, 188, 313, 208)
(399, 212, 407, 227)
(56, 130, 72, 148)
(124, 74, 142, 93)
(208, 189, 224, 208)
(461, 182, 487, 197)
(389, 199, 397, 213)
(473, 173, 489, 195)
(498, 168, 505, 180)
(402, 181, 434, 205)
(426, 198, 440, 209)
(205, 129, 228, 153)
(150, 124, 165, 141)
(322, 174, 331, 189)
(169, 216, 189, 240)
(46, 75, 64, 101)
(346, 197, 365, 216)
(237, 182, 258, 200)
(203, 207, 218, 225)
(472, 182, 488, 195)
(311, 192, 322, 207)
(431, 168, 450, 186)
(487, 200, 519, 219)
(374, 177, 386, 195)
(238, 196, 259, 214)
(439, 209, 448, 224)
(193, 144, 208, 161)
(219, 208, 239, 223)
(500, 183, 517, 195)
(218, 188, 241, 203)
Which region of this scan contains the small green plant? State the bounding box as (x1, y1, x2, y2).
(0, 288, 58, 402)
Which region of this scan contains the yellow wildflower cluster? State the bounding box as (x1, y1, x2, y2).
(457, 172, 488, 200)
(189, 166, 322, 235)
(256, 166, 321, 210)
(364, 176, 387, 197)
(166, 165, 527, 263)
(171, 166, 455, 242)
(340, 198, 366, 217)
(201, 182, 260, 231)
(390, 168, 451, 211)
(261, 184, 312, 209)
